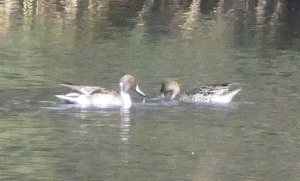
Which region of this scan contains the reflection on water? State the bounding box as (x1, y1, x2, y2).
(42, 102, 133, 144)
(1, 0, 299, 41)
(0, 0, 300, 180)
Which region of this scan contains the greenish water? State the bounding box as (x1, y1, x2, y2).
(0, 0, 299, 180)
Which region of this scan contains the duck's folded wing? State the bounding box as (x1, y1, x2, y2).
(59, 83, 106, 95)
(207, 83, 241, 95)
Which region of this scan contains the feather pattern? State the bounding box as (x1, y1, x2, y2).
(161, 79, 241, 103)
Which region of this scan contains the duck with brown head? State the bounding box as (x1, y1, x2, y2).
(160, 79, 181, 100)
(160, 79, 241, 104)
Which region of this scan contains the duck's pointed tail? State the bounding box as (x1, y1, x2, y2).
(211, 88, 241, 103)
(55, 95, 78, 104)
(225, 88, 242, 102)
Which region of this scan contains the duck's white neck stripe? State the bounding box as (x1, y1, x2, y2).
(119, 82, 124, 90)
(119, 82, 131, 109)
(120, 91, 131, 109)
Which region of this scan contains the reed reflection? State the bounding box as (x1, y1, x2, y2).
(1, 0, 298, 49)
(200, 0, 219, 14)
(106, 0, 146, 27)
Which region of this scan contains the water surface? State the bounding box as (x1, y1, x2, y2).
(0, 0, 299, 180)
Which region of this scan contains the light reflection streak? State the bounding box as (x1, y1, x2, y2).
(181, 0, 201, 39)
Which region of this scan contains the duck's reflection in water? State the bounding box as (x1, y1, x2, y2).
(119, 109, 131, 144)
(52, 105, 133, 145)
(41, 102, 133, 145)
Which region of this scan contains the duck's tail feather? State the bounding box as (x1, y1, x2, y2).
(227, 83, 242, 91)
(226, 88, 242, 101)
(55, 95, 78, 104)
(211, 88, 241, 103)
(59, 83, 85, 93)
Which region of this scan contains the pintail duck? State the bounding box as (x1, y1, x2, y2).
(55, 74, 146, 109)
(160, 79, 241, 103)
